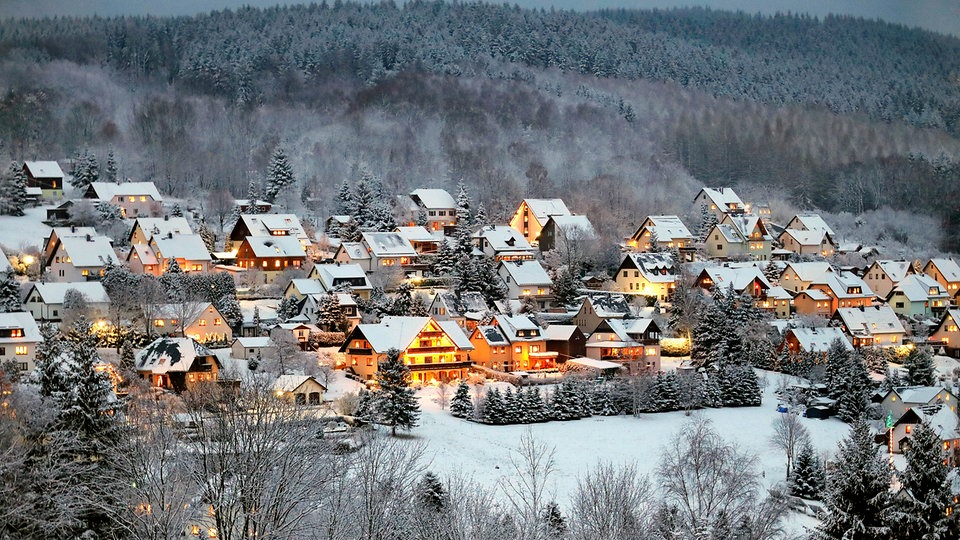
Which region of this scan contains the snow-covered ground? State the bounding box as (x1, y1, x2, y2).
(0, 205, 53, 252)
(402, 369, 850, 537)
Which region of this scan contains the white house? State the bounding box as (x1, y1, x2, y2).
(0, 311, 42, 373)
(23, 282, 110, 324)
(496, 260, 553, 308)
(44, 232, 120, 282)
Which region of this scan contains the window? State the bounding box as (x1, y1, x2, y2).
(261, 260, 268, 268)
(128, 196, 136, 202)
(199, 319, 207, 326)
(531, 345, 539, 353)
(154, 320, 164, 327)
(515, 346, 522, 354)
(81, 269, 89, 276)
(15, 346, 28, 355)
(139, 196, 147, 202)
(10, 328, 22, 338)
(214, 318, 222, 326)
(0, 347, 4, 355)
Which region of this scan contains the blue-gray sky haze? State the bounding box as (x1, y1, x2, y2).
(1, 1, 958, 38)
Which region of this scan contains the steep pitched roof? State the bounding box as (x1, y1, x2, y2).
(788, 213, 835, 236)
(128, 243, 159, 266)
(244, 236, 306, 258)
(522, 198, 571, 225)
(583, 294, 632, 318)
(475, 325, 510, 346)
(783, 261, 835, 283)
(88, 181, 163, 201)
(780, 228, 831, 246)
(273, 374, 326, 393)
(817, 271, 874, 299)
(435, 291, 488, 317)
(152, 234, 211, 262)
(135, 337, 220, 375)
(238, 214, 308, 239)
(29, 282, 110, 304)
(473, 226, 534, 252)
(723, 213, 768, 239)
(0, 246, 11, 274)
(58, 235, 120, 267)
(541, 324, 580, 340)
(313, 263, 372, 291)
(928, 258, 960, 282)
(638, 215, 694, 241)
(700, 266, 771, 293)
(835, 305, 905, 337)
(890, 274, 948, 303)
(786, 327, 852, 353)
(361, 232, 417, 258)
(714, 223, 745, 244)
(498, 260, 552, 286)
(337, 242, 370, 261)
(696, 187, 743, 209)
(346, 316, 473, 353)
(410, 188, 456, 209)
(288, 278, 326, 296)
(544, 215, 595, 238)
(395, 226, 442, 243)
(24, 161, 64, 178)
(620, 253, 677, 283)
(132, 217, 193, 242)
(873, 260, 912, 282)
(0, 312, 42, 343)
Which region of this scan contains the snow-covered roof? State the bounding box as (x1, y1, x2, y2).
(154, 302, 215, 320)
(787, 327, 852, 353)
(244, 236, 306, 258)
(475, 325, 509, 346)
(700, 266, 770, 293)
(153, 234, 211, 262)
(29, 282, 109, 304)
(780, 228, 830, 246)
(873, 260, 912, 282)
(545, 215, 595, 237)
(395, 226, 442, 244)
(522, 198, 571, 225)
(639, 215, 693, 241)
(796, 288, 830, 301)
(594, 319, 636, 344)
(582, 294, 632, 318)
(788, 213, 835, 236)
(895, 405, 960, 441)
(835, 305, 905, 337)
(136, 337, 219, 374)
(239, 214, 308, 239)
(891, 386, 952, 406)
(696, 187, 743, 209)
(890, 274, 949, 302)
(132, 217, 193, 241)
(337, 242, 370, 261)
(288, 278, 326, 296)
(817, 271, 874, 299)
(0, 246, 11, 274)
(498, 260, 552, 286)
(494, 314, 541, 342)
(620, 252, 677, 283)
(313, 263, 371, 291)
(0, 311, 41, 343)
(473, 225, 534, 252)
(566, 357, 624, 370)
(723, 214, 767, 239)
(348, 316, 473, 353)
(542, 324, 580, 340)
(273, 374, 325, 393)
(436, 320, 474, 349)
(623, 318, 657, 336)
(232, 336, 274, 348)
(410, 188, 456, 209)
(361, 232, 417, 258)
(128, 243, 159, 266)
(434, 291, 488, 317)
(88, 181, 162, 201)
(24, 161, 64, 178)
(766, 286, 792, 300)
(783, 261, 835, 283)
(928, 258, 960, 282)
(714, 223, 745, 244)
(58, 235, 120, 267)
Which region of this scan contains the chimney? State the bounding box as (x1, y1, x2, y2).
(85, 234, 92, 242)
(167, 232, 173, 239)
(164, 215, 169, 221)
(71, 225, 76, 233)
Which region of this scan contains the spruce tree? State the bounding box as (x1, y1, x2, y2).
(552, 266, 579, 308)
(374, 348, 421, 436)
(62, 317, 122, 451)
(416, 472, 447, 512)
(450, 380, 474, 419)
(474, 202, 488, 226)
(817, 419, 891, 540)
(543, 501, 567, 539)
(431, 240, 457, 276)
(34, 323, 68, 400)
(317, 293, 348, 332)
(104, 150, 118, 182)
(503, 386, 520, 424)
(889, 421, 952, 538)
(903, 347, 936, 386)
(69, 149, 99, 190)
(0, 270, 20, 312)
(482, 387, 507, 424)
(336, 179, 355, 216)
(245, 178, 263, 214)
(789, 439, 826, 500)
(2, 161, 27, 216)
(879, 368, 904, 394)
(264, 146, 295, 203)
(836, 353, 871, 423)
(276, 295, 300, 322)
(198, 220, 217, 252)
(653, 371, 680, 412)
(699, 371, 724, 408)
(455, 180, 472, 225)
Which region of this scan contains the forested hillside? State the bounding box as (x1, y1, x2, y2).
(1, 1, 960, 250)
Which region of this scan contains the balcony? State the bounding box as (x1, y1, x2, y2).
(407, 360, 472, 372)
(347, 348, 373, 355)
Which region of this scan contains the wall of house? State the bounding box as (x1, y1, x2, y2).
(932, 315, 960, 356)
(888, 293, 927, 318)
(113, 195, 159, 218)
(0, 341, 36, 373)
(615, 270, 673, 300)
(864, 269, 896, 298)
(509, 202, 544, 245)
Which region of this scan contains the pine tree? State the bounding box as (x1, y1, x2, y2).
(697, 204, 717, 242)
(104, 150, 118, 182)
(836, 352, 871, 423)
(252, 305, 262, 335)
(276, 295, 300, 322)
(552, 266, 579, 308)
(455, 180, 472, 225)
(416, 472, 447, 512)
(245, 178, 263, 214)
(0, 270, 20, 312)
(69, 149, 99, 190)
(337, 218, 363, 242)
(522, 386, 549, 422)
(888, 421, 952, 539)
(431, 239, 457, 276)
(317, 293, 348, 332)
(879, 368, 905, 393)
(817, 419, 891, 540)
(264, 146, 295, 203)
(699, 371, 724, 408)
(62, 317, 122, 450)
(503, 386, 520, 424)
(542, 501, 567, 539)
(762, 261, 780, 284)
(450, 380, 474, 419)
(170, 203, 183, 217)
(789, 439, 826, 500)
(2, 161, 27, 216)
(474, 202, 488, 226)
(336, 179, 356, 216)
(159, 257, 186, 301)
(374, 348, 421, 436)
(198, 220, 216, 252)
(482, 387, 507, 424)
(903, 347, 936, 386)
(824, 339, 852, 399)
(119, 338, 136, 373)
(653, 371, 680, 412)
(589, 382, 617, 415)
(34, 323, 68, 400)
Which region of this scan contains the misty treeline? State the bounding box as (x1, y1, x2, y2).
(2, 2, 960, 250)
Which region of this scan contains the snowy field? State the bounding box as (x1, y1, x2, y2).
(0, 205, 52, 252)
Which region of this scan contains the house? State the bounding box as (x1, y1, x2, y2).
(407, 188, 457, 232)
(395, 226, 443, 254)
(693, 187, 745, 219)
(472, 225, 537, 262)
(44, 232, 120, 282)
(623, 318, 662, 369)
(43, 200, 73, 225)
(334, 232, 417, 274)
(704, 223, 749, 260)
(298, 292, 360, 331)
(887, 274, 950, 319)
(923, 258, 960, 298)
(339, 316, 474, 383)
(628, 215, 696, 258)
(283, 278, 326, 301)
(135, 337, 221, 392)
(585, 319, 660, 375)
(429, 291, 489, 332)
(572, 294, 633, 335)
(42, 226, 97, 267)
(704, 214, 773, 261)
(538, 215, 596, 252)
(272, 375, 326, 406)
(227, 214, 312, 256)
(889, 406, 960, 462)
(614, 253, 677, 301)
(877, 386, 959, 424)
(230, 336, 275, 360)
(22, 282, 110, 323)
(863, 260, 914, 299)
(778, 327, 853, 356)
(930, 309, 960, 358)
(794, 272, 874, 317)
(307, 263, 373, 300)
(785, 214, 835, 237)
(0, 311, 42, 373)
(778, 229, 836, 258)
(128, 216, 193, 245)
(151, 302, 232, 342)
(694, 266, 771, 300)
(542, 325, 587, 363)
(508, 198, 572, 245)
(127, 234, 212, 276)
(236, 199, 273, 214)
(832, 305, 906, 348)
(496, 260, 553, 307)
(84, 181, 163, 218)
(235, 236, 306, 283)
(760, 286, 793, 319)
(779, 261, 836, 293)
(792, 289, 834, 318)
(469, 315, 558, 373)
(270, 322, 322, 350)
(23, 161, 65, 198)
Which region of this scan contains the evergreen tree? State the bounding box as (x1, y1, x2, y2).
(879, 368, 905, 394)
(431, 239, 457, 276)
(903, 346, 936, 386)
(699, 371, 724, 408)
(551, 266, 579, 308)
(450, 380, 474, 419)
(542, 501, 567, 539)
(317, 293, 348, 332)
(824, 339, 852, 399)
(482, 387, 507, 424)
(198, 220, 217, 252)
(836, 352, 872, 423)
(218, 293, 243, 330)
(336, 179, 355, 216)
(817, 419, 891, 540)
(170, 203, 183, 217)
(159, 257, 186, 300)
(762, 261, 780, 284)
(245, 178, 263, 214)
(337, 217, 363, 242)
(720, 364, 761, 407)
(551, 380, 587, 420)
(697, 204, 717, 242)
(653, 371, 680, 412)
(889, 421, 952, 539)
(789, 439, 826, 500)
(474, 202, 488, 226)
(104, 150, 118, 182)
(0, 271, 20, 312)
(374, 348, 421, 436)
(589, 382, 617, 415)
(34, 323, 68, 400)
(455, 180, 472, 225)
(119, 338, 136, 373)
(62, 317, 122, 451)
(69, 149, 99, 190)
(264, 146, 295, 203)
(503, 386, 521, 424)
(252, 305, 262, 335)
(276, 295, 300, 322)
(355, 388, 375, 420)
(416, 472, 447, 512)
(690, 291, 732, 369)
(2, 161, 27, 216)
(522, 386, 549, 422)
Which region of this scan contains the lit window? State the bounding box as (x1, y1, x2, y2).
(10, 329, 22, 337)
(81, 269, 89, 276)
(15, 346, 28, 355)
(154, 320, 164, 327)
(214, 318, 221, 326)
(275, 260, 281, 268)
(128, 196, 136, 202)
(199, 320, 207, 326)
(139, 196, 147, 202)
(262, 260, 268, 267)
(191, 525, 201, 536)
(515, 346, 522, 354)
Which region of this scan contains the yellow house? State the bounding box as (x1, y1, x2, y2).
(931, 309, 960, 358)
(614, 253, 677, 301)
(778, 229, 836, 258)
(272, 375, 326, 406)
(923, 258, 960, 297)
(863, 260, 913, 299)
(468, 314, 557, 373)
(693, 187, 745, 219)
(152, 302, 232, 342)
(339, 316, 474, 383)
(508, 198, 571, 245)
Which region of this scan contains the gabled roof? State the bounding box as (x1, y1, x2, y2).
(591, 319, 637, 345)
(313, 263, 372, 291)
(232, 336, 274, 348)
(695, 187, 743, 209)
(395, 226, 442, 244)
(796, 289, 830, 301)
(890, 274, 949, 303)
(0, 312, 42, 343)
(928, 258, 960, 282)
(474, 325, 510, 346)
(152, 234, 211, 262)
(132, 217, 193, 242)
(619, 253, 677, 283)
(238, 214, 308, 239)
(637, 215, 694, 241)
(786, 327, 852, 353)
(344, 316, 473, 353)
(766, 286, 792, 300)
(58, 235, 120, 267)
(135, 337, 220, 374)
(128, 243, 159, 266)
(722, 213, 768, 239)
(541, 324, 581, 341)
(788, 213, 835, 236)
(581, 294, 632, 318)
(885, 386, 953, 406)
(337, 242, 370, 261)
(473, 226, 534, 252)
(361, 232, 417, 258)
(544, 215, 595, 238)
(154, 302, 216, 320)
(494, 314, 542, 342)
(623, 318, 659, 336)
(87, 181, 163, 201)
(699, 266, 771, 293)
(713, 223, 745, 244)
(893, 406, 960, 442)
(816, 271, 874, 299)
(410, 188, 456, 209)
(273, 374, 326, 393)
(288, 278, 326, 296)
(835, 305, 905, 337)
(934, 309, 960, 335)
(783, 261, 835, 283)
(521, 198, 571, 225)
(0, 246, 11, 274)
(780, 228, 831, 246)
(29, 282, 109, 304)
(872, 260, 912, 282)
(436, 320, 474, 349)
(243, 236, 306, 258)
(498, 260, 552, 286)
(434, 291, 488, 318)
(24, 161, 64, 178)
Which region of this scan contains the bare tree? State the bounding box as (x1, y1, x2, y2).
(205, 189, 236, 238)
(769, 412, 809, 481)
(569, 462, 652, 540)
(433, 381, 451, 410)
(350, 433, 425, 540)
(500, 429, 557, 539)
(445, 475, 519, 540)
(267, 330, 307, 375)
